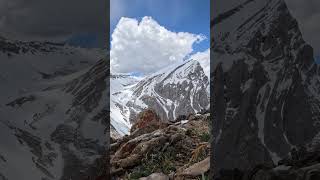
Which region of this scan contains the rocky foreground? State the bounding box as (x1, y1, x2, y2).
(110, 109, 211, 180)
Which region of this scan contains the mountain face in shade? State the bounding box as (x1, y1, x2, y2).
(0, 36, 107, 180)
(212, 0, 320, 172)
(110, 60, 210, 137)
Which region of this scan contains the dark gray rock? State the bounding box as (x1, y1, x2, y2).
(212, 0, 320, 174)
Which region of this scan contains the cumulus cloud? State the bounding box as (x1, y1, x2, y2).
(189, 49, 210, 78)
(110, 16, 205, 74)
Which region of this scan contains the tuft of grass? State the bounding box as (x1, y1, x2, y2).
(142, 146, 176, 175)
(195, 173, 209, 180)
(203, 173, 210, 180)
(190, 144, 208, 164)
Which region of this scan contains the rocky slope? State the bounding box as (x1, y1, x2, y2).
(110, 109, 210, 180)
(111, 60, 210, 138)
(212, 0, 320, 174)
(0, 37, 108, 180)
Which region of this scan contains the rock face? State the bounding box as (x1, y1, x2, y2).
(212, 0, 320, 173)
(130, 109, 166, 135)
(111, 59, 210, 136)
(110, 110, 211, 180)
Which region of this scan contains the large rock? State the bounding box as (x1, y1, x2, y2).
(179, 157, 210, 177)
(130, 109, 166, 134)
(139, 173, 169, 180)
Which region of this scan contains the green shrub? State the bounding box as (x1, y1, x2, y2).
(142, 147, 176, 175)
(128, 168, 152, 180)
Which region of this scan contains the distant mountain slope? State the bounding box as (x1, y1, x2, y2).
(212, 0, 320, 172)
(0, 37, 105, 101)
(110, 74, 140, 137)
(0, 37, 107, 180)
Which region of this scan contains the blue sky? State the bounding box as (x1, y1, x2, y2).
(67, 33, 102, 48)
(110, 0, 210, 53)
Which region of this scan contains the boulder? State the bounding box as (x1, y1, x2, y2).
(178, 157, 210, 177)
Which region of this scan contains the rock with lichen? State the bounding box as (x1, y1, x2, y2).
(110, 109, 211, 180)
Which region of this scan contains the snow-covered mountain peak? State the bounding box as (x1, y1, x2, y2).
(133, 59, 204, 88)
(110, 59, 209, 138)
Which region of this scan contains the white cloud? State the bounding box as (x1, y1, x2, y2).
(110, 16, 205, 74)
(189, 49, 210, 78)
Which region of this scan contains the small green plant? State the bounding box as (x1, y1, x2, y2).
(199, 132, 210, 142)
(127, 147, 177, 179)
(201, 173, 209, 180)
